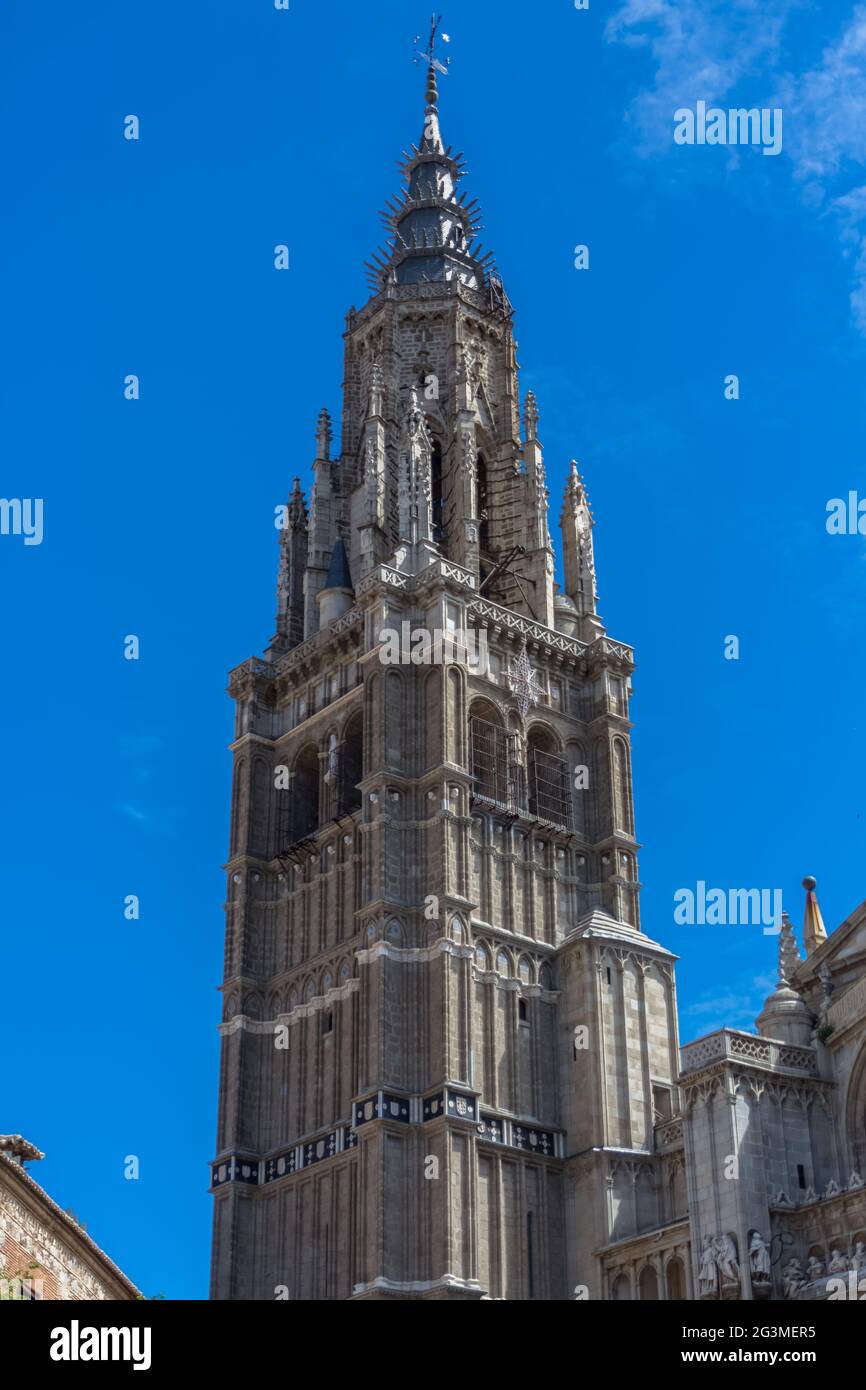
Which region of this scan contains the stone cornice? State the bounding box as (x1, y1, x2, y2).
(468, 596, 587, 662)
(347, 277, 513, 333)
(595, 1217, 690, 1261)
(468, 596, 634, 673)
(228, 607, 364, 698)
(220, 979, 361, 1034)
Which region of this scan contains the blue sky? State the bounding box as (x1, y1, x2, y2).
(1, 0, 864, 1300)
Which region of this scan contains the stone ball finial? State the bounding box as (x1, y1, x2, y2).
(802, 875, 817, 891)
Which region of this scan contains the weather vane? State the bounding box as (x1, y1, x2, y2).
(414, 13, 451, 76)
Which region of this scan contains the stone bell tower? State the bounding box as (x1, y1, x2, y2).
(210, 35, 672, 1301)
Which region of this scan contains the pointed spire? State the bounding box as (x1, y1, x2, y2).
(425, 55, 439, 113)
(524, 390, 539, 442)
(561, 462, 605, 641)
(323, 535, 352, 593)
(287, 477, 307, 531)
(803, 876, 828, 955)
(369, 362, 384, 417)
(317, 534, 354, 628)
(271, 479, 308, 653)
(756, 908, 812, 1046)
(564, 461, 591, 519)
(398, 384, 435, 561)
(408, 380, 424, 428)
(315, 408, 332, 462)
(364, 40, 500, 296)
(778, 911, 803, 984)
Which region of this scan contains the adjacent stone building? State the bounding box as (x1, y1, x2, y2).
(209, 57, 866, 1301)
(0, 1136, 139, 1300)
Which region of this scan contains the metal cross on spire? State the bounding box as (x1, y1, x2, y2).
(414, 13, 451, 76)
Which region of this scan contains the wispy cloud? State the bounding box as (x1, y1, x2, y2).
(680, 969, 781, 1040)
(605, 0, 799, 156)
(684, 992, 756, 1017)
(116, 733, 178, 834)
(606, 1, 866, 334)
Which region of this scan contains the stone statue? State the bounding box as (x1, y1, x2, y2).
(828, 1248, 848, 1274)
(748, 1231, 771, 1283)
(699, 1239, 718, 1295)
(806, 1254, 825, 1281)
(783, 1258, 806, 1299)
(715, 1233, 740, 1286)
(850, 1241, 865, 1272)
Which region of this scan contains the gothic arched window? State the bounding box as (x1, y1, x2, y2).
(638, 1265, 659, 1301)
(476, 453, 490, 555)
(612, 738, 633, 834)
(469, 699, 518, 808)
(340, 712, 363, 816)
(526, 726, 571, 829)
(611, 1274, 631, 1302)
(431, 438, 443, 543)
(285, 743, 319, 845)
(666, 1258, 686, 1301)
(567, 741, 588, 839)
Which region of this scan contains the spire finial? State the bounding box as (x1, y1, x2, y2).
(777, 911, 802, 985)
(802, 875, 828, 955)
(315, 407, 332, 462)
(524, 390, 539, 441)
(564, 461, 592, 518)
(413, 13, 450, 111)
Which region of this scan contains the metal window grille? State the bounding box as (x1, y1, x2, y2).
(470, 717, 519, 809)
(274, 768, 319, 856)
(274, 786, 296, 856)
(338, 736, 363, 818)
(529, 746, 572, 830)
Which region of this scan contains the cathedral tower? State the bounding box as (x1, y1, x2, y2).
(210, 42, 677, 1301)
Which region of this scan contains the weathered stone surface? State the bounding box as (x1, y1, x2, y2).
(210, 63, 866, 1304)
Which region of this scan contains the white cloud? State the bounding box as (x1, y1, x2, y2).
(605, 0, 799, 155)
(781, 9, 866, 183)
(684, 992, 755, 1016)
(606, 1, 866, 335)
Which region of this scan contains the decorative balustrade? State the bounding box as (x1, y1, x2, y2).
(680, 1028, 817, 1077)
(467, 597, 587, 658)
(654, 1117, 684, 1150)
